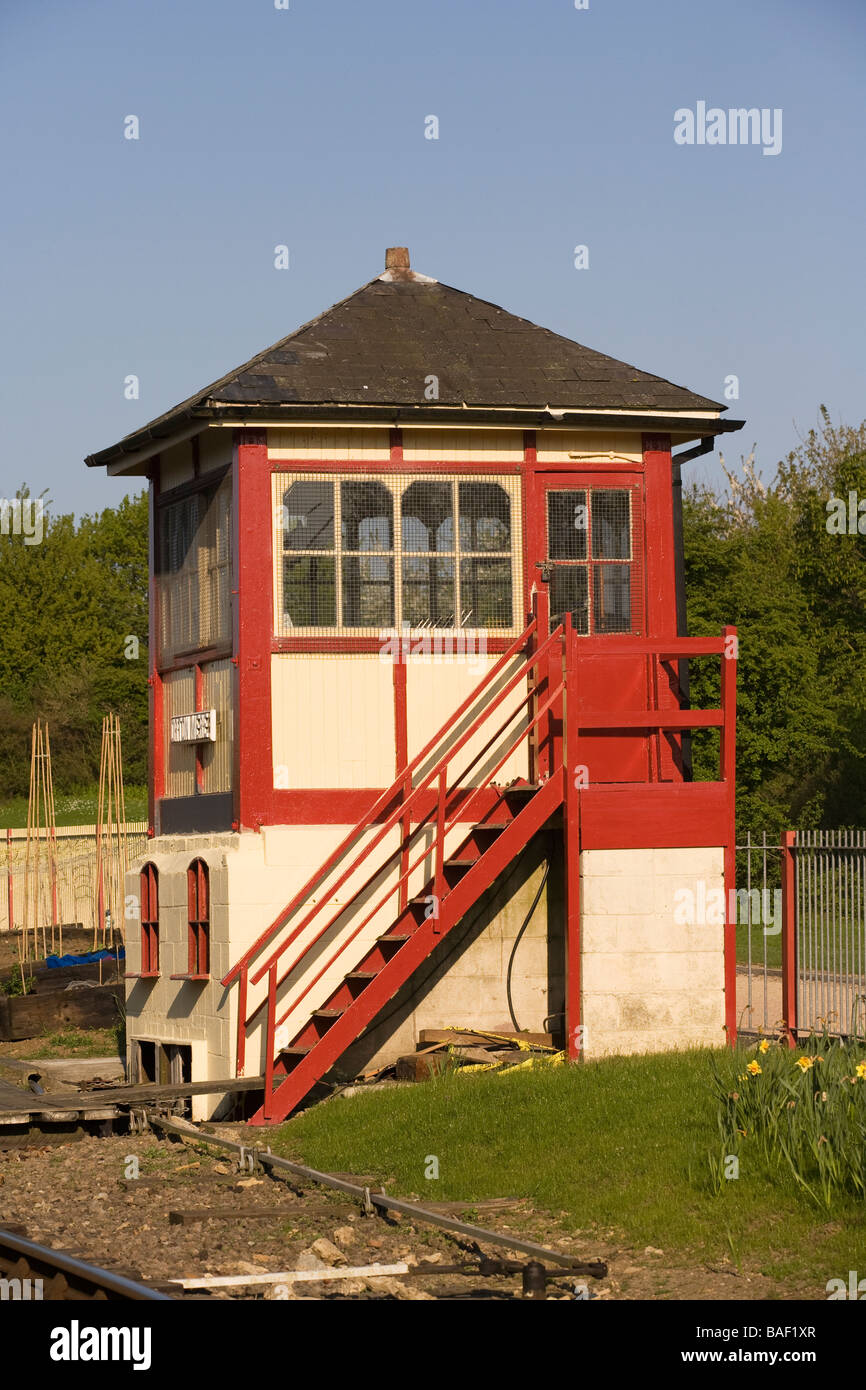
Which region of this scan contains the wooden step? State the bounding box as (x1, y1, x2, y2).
(346, 971, 378, 982)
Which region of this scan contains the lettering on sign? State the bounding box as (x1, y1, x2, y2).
(170, 709, 217, 744)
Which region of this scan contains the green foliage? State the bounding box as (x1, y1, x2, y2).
(711, 1033, 866, 1210)
(0, 963, 26, 996)
(683, 409, 866, 835)
(0, 487, 148, 797)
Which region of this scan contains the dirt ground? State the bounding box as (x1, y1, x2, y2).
(0, 1125, 818, 1301)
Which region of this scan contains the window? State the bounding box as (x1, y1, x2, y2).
(140, 863, 159, 976)
(547, 488, 634, 634)
(275, 474, 517, 634)
(187, 859, 210, 977)
(157, 474, 232, 662)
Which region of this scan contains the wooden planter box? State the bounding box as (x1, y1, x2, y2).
(0, 983, 123, 1042)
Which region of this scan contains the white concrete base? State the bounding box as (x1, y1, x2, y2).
(580, 846, 726, 1056)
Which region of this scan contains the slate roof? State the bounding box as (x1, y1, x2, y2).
(87, 254, 735, 466)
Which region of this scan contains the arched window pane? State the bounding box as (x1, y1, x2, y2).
(459, 482, 510, 552)
(401, 481, 454, 553)
(341, 481, 393, 551)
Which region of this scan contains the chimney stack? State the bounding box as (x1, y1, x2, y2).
(385, 246, 410, 270)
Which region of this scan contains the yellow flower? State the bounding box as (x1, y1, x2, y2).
(855, 1062, 866, 1080)
(746, 1060, 762, 1075)
(796, 1056, 813, 1071)
(758, 1039, 771, 1053)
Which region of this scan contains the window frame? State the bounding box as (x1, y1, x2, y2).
(273, 470, 522, 639)
(545, 484, 639, 636)
(170, 858, 210, 981)
(138, 863, 160, 978)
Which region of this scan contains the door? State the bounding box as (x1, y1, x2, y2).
(527, 472, 653, 784)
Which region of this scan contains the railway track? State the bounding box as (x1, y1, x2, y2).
(0, 1225, 174, 1301)
(0, 1117, 608, 1301)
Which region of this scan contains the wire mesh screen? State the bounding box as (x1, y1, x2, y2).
(157, 473, 232, 662)
(200, 659, 234, 794)
(546, 486, 639, 634)
(273, 472, 521, 637)
(163, 668, 196, 798)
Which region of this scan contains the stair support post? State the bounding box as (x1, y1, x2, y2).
(433, 768, 447, 930)
(562, 613, 582, 1061)
(263, 963, 277, 1121)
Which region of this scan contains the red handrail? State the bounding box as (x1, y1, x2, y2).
(222, 619, 538, 989)
(249, 622, 565, 988)
(268, 677, 566, 1034)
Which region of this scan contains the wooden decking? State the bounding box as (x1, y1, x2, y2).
(0, 1075, 265, 1125)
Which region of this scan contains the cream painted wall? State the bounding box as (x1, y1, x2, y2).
(271, 654, 395, 788)
(580, 846, 726, 1056)
(401, 428, 523, 461)
(535, 429, 644, 462)
(406, 655, 530, 785)
(268, 428, 391, 460)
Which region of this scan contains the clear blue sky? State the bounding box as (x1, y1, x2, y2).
(2, 0, 864, 517)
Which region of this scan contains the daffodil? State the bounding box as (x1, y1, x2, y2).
(758, 1039, 770, 1054)
(746, 1060, 762, 1076)
(855, 1062, 866, 1080)
(796, 1056, 813, 1072)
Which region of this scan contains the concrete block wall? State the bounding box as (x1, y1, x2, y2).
(125, 827, 563, 1116)
(580, 846, 725, 1056)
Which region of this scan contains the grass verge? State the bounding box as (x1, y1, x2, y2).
(271, 1047, 864, 1290)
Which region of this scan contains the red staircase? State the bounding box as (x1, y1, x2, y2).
(222, 610, 737, 1125)
(223, 615, 567, 1125)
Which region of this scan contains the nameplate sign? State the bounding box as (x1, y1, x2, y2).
(170, 709, 216, 744)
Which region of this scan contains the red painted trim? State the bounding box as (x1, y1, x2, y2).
(234, 430, 273, 830)
(640, 435, 676, 639)
(393, 655, 408, 775)
(194, 665, 205, 793)
(389, 428, 403, 463)
(522, 430, 537, 466)
(147, 470, 164, 830)
(781, 830, 797, 1045)
(721, 624, 738, 1046)
(563, 615, 581, 1060)
(578, 782, 730, 850)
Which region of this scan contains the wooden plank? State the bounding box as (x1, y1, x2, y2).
(0, 1075, 265, 1114)
(168, 1205, 294, 1225)
(417, 1028, 552, 1048)
(0, 984, 123, 1042)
